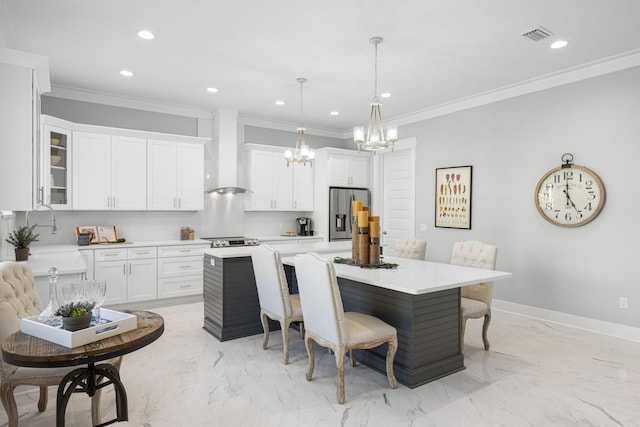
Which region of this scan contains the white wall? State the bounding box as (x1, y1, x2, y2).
(402, 66, 640, 328)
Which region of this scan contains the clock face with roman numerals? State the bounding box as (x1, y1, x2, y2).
(535, 164, 606, 227)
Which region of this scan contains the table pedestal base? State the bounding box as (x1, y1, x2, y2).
(56, 362, 128, 427)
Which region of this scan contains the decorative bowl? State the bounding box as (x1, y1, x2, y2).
(51, 155, 62, 166)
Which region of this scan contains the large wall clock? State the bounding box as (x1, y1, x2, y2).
(534, 153, 606, 227)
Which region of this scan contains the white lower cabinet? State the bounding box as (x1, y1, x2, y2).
(93, 247, 157, 305)
(87, 243, 207, 306)
(157, 244, 207, 299)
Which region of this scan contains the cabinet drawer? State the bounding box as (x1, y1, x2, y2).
(157, 256, 203, 278)
(127, 247, 157, 259)
(94, 248, 127, 262)
(158, 276, 203, 299)
(157, 245, 208, 258)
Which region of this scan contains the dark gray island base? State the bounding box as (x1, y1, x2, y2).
(203, 253, 464, 388)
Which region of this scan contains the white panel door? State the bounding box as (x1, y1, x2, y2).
(328, 154, 350, 186)
(176, 142, 204, 210)
(271, 153, 293, 210)
(350, 155, 371, 188)
(94, 260, 127, 305)
(382, 148, 415, 255)
(292, 163, 314, 211)
(111, 136, 147, 210)
(147, 140, 178, 210)
(127, 258, 157, 302)
(73, 132, 111, 210)
(247, 150, 274, 210)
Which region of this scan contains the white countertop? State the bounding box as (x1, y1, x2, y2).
(204, 241, 351, 259)
(282, 252, 512, 295)
(257, 235, 324, 241)
(76, 239, 211, 250)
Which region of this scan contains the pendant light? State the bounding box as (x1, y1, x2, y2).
(284, 78, 315, 166)
(353, 37, 397, 152)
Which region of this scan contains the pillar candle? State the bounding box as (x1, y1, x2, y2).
(357, 210, 369, 227)
(369, 221, 379, 238)
(352, 200, 363, 217)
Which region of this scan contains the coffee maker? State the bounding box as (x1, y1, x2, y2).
(296, 217, 313, 236)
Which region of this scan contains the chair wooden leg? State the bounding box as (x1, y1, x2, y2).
(1, 381, 18, 427)
(349, 349, 356, 367)
(260, 310, 270, 350)
(334, 347, 346, 404)
(482, 312, 492, 351)
(281, 320, 290, 365)
(305, 335, 315, 381)
(386, 337, 398, 389)
(37, 385, 48, 412)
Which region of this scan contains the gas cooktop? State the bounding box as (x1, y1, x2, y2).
(200, 236, 260, 248)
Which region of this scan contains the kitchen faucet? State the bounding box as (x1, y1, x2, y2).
(26, 204, 57, 234)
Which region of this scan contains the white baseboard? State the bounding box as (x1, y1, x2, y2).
(493, 299, 640, 343)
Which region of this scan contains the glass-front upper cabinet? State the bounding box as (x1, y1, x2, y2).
(41, 122, 72, 209)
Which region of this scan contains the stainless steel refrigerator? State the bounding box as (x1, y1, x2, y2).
(329, 187, 370, 241)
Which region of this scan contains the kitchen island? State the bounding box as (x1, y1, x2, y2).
(283, 252, 512, 388)
(202, 242, 350, 341)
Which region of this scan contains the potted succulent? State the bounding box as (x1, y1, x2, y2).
(5, 224, 39, 261)
(55, 301, 96, 331)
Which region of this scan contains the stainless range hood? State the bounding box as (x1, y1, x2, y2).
(206, 109, 252, 195)
(207, 186, 251, 195)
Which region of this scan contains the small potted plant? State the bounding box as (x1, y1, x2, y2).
(5, 224, 39, 261)
(55, 301, 96, 331)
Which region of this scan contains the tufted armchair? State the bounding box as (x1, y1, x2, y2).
(0, 261, 119, 426)
(450, 241, 497, 352)
(394, 237, 427, 260)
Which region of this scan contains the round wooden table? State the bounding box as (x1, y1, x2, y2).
(1, 310, 164, 427)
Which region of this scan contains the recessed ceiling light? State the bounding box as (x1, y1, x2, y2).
(120, 70, 134, 77)
(275, 100, 285, 106)
(551, 40, 568, 49)
(381, 92, 391, 98)
(206, 87, 219, 93)
(137, 30, 155, 40)
(330, 111, 340, 116)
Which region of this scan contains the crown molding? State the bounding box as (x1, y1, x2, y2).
(390, 48, 640, 128)
(47, 84, 213, 119)
(46, 49, 640, 136)
(238, 114, 349, 139)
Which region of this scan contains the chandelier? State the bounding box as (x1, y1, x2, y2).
(353, 37, 397, 152)
(284, 77, 315, 166)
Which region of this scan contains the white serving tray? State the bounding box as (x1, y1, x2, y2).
(21, 308, 137, 348)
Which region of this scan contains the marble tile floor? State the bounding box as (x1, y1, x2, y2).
(2, 302, 639, 427)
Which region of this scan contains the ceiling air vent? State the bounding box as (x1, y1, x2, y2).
(522, 26, 553, 42)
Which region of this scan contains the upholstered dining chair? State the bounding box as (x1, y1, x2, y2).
(394, 237, 427, 260)
(294, 252, 398, 404)
(450, 240, 498, 352)
(251, 245, 304, 364)
(0, 261, 121, 427)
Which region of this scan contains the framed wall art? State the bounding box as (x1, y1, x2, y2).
(435, 165, 472, 229)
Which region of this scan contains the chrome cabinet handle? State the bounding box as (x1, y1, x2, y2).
(129, 263, 132, 275)
(179, 284, 191, 288)
(179, 265, 191, 269)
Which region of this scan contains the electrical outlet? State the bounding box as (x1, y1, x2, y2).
(619, 297, 628, 309)
(420, 224, 427, 231)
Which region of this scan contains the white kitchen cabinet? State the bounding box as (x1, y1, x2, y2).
(0, 49, 49, 211)
(157, 244, 207, 299)
(328, 152, 370, 187)
(73, 132, 147, 210)
(292, 163, 314, 210)
(127, 247, 158, 302)
(93, 246, 157, 305)
(245, 146, 313, 211)
(41, 120, 72, 209)
(147, 140, 204, 211)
